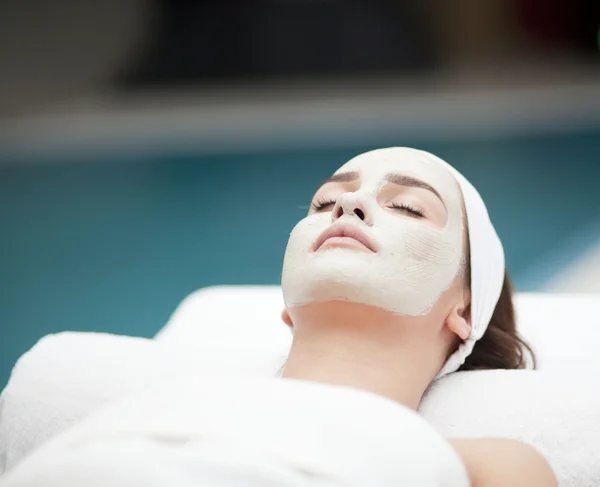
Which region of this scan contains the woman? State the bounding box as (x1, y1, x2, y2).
(0, 148, 556, 487)
(280, 147, 555, 486)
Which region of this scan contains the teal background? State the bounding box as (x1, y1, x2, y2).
(1, 128, 600, 388)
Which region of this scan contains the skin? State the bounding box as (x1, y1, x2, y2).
(281, 151, 557, 487)
(281, 150, 466, 317)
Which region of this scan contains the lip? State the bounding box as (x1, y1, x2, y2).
(313, 221, 379, 253)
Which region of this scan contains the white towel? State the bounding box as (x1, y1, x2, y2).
(0, 332, 286, 473)
(0, 376, 469, 487)
(0, 333, 160, 473)
(420, 370, 600, 487)
(2, 332, 599, 486)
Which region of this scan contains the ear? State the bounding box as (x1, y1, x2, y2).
(445, 303, 471, 340)
(281, 308, 293, 328)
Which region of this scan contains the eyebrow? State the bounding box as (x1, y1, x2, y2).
(316, 170, 444, 205)
(385, 173, 444, 205)
(315, 171, 360, 190)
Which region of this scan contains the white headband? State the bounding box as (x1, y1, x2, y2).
(424, 151, 506, 379)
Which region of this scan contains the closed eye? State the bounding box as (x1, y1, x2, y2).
(312, 199, 425, 218)
(390, 202, 425, 218)
(311, 198, 336, 212)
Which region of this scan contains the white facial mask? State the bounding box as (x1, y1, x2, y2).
(281, 148, 464, 316)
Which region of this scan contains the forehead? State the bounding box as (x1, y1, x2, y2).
(335, 148, 460, 197)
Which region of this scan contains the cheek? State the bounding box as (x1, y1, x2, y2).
(404, 227, 460, 264)
(379, 213, 462, 276)
(286, 214, 329, 251)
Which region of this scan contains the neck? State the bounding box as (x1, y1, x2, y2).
(281, 302, 448, 410)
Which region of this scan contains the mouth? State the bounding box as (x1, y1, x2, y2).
(313, 222, 379, 253)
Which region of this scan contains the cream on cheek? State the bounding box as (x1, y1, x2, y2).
(404, 223, 461, 267)
(281, 159, 464, 317)
(365, 203, 462, 315)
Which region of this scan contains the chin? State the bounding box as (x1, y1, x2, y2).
(283, 264, 437, 318)
(284, 250, 371, 293)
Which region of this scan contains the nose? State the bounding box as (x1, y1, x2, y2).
(332, 192, 372, 225)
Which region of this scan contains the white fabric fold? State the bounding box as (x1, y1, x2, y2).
(0, 376, 469, 487)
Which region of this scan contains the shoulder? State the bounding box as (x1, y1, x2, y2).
(449, 438, 557, 487)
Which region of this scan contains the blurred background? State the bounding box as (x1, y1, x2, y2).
(1, 0, 599, 388)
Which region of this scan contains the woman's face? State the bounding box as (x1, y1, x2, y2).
(281, 148, 466, 317)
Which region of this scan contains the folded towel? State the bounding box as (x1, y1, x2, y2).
(420, 369, 600, 487)
(0, 332, 286, 472)
(0, 333, 161, 473)
(156, 287, 600, 372)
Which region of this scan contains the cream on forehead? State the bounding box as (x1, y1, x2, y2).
(335, 148, 462, 204)
(281, 148, 465, 317)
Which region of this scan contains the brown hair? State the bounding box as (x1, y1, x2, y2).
(458, 271, 537, 371)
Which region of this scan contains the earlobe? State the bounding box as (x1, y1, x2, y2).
(446, 304, 471, 340)
(281, 309, 293, 328)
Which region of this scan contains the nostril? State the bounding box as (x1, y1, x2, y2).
(335, 206, 344, 219)
(354, 208, 365, 220)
